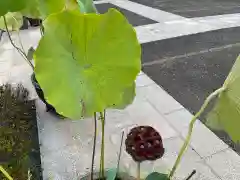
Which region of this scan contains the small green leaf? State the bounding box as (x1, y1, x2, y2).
(206, 55, 240, 142)
(0, 0, 27, 16)
(27, 47, 35, 60)
(34, 9, 141, 119)
(145, 172, 169, 180)
(65, 0, 80, 10)
(106, 168, 117, 180)
(77, 0, 97, 13)
(0, 12, 23, 31)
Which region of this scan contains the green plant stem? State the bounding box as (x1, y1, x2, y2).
(0, 166, 13, 180)
(100, 111, 105, 178)
(17, 29, 25, 54)
(11, 15, 26, 54)
(137, 162, 140, 180)
(3, 15, 34, 70)
(91, 112, 97, 180)
(168, 87, 226, 179)
(116, 131, 124, 175)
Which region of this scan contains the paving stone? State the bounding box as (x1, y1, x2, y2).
(0, 28, 41, 52)
(155, 137, 220, 180)
(206, 148, 240, 180)
(136, 83, 184, 114)
(41, 144, 118, 180)
(165, 109, 229, 158)
(126, 96, 178, 139)
(37, 100, 102, 153)
(135, 73, 155, 87)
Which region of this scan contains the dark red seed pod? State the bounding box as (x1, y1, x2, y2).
(125, 126, 164, 162)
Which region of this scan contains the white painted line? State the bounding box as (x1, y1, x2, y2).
(134, 15, 240, 43)
(135, 20, 213, 43)
(109, 0, 185, 22)
(93, 0, 109, 4)
(105, 1, 240, 43)
(190, 13, 240, 29)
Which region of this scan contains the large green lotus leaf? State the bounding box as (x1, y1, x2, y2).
(34, 9, 141, 119)
(206, 55, 240, 142)
(22, 0, 65, 19)
(0, 12, 23, 31)
(21, 0, 41, 18)
(112, 83, 136, 109)
(39, 0, 65, 18)
(0, 0, 27, 16)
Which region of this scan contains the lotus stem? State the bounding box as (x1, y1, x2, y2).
(137, 162, 140, 180)
(116, 131, 124, 175)
(91, 112, 97, 180)
(99, 111, 105, 178)
(0, 166, 13, 180)
(3, 15, 34, 70)
(11, 15, 26, 54)
(168, 87, 226, 179)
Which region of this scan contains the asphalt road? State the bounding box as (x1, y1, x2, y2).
(130, 0, 240, 17)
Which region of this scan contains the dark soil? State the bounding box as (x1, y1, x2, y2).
(0, 84, 42, 180)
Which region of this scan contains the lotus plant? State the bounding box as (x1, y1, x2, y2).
(1, 0, 240, 180)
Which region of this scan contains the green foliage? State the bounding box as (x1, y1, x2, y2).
(145, 172, 169, 180)
(112, 83, 136, 109)
(0, 12, 23, 31)
(21, 0, 41, 18)
(0, 0, 27, 16)
(207, 55, 240, 142)
(34, 9, 141, 119)
(65, 0, 80, 11)
(22, 0, 65, 19)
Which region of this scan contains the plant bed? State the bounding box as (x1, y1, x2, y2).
(0, 84, 42, 180)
